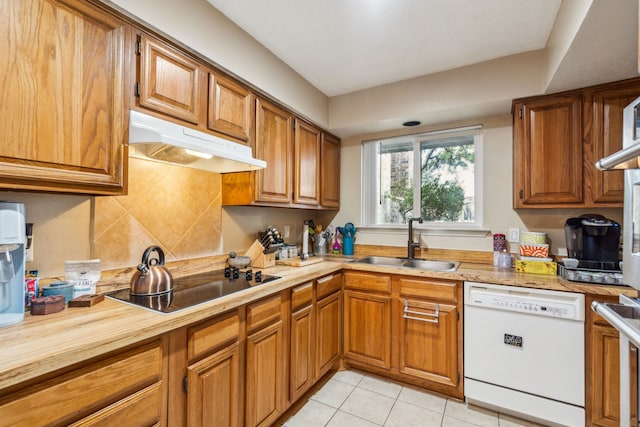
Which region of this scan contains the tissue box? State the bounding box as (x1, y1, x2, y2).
(515, 259, 557, 276)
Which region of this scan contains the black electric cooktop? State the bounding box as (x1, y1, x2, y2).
(107, 268, 280, 314)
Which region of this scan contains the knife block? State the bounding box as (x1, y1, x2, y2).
(246, 240, 276, 268)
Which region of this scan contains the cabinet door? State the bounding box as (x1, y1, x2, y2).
(290, 305, 314, 402)
(343, 290, 392, 369)
(186, 342, 242, 427)
(255, 98, 293, 204)
(0, 0, 126, 195)
(320, 134, 340, 208)
(294, 119, 321, 206)
(513, 95, 583, 207)
(315, 291, 341, 379)
(586, 295, 637, 427)
(208, 72, 253, 143)
(589, 86, 640, 204)
(245, 320, 285, 427)
(138, 34, 203, 124)
(397, 298, 459, 389)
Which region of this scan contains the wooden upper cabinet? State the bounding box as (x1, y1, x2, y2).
(294, 119, 321, 206)
(588, 85, 640, 204)
(255, 98, 293, 204)
(0, 0, 127, 195)
(513, 78, 640, 209)
(208, 72, 253, 144)
(513, 95, 583, 207)
(321, 134, 341, 208)
(137, 34, 204, 125)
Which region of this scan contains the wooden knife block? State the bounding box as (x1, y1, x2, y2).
(246, 240, 275, 268)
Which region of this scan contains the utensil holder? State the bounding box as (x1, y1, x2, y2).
(246, 240, 276, 268)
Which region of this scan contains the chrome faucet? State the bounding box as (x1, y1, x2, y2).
(407, 217, 423, 259)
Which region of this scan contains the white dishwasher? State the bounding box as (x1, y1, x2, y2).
(464, 281, 585, 427)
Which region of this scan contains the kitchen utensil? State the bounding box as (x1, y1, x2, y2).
(130, 246, 173, 296)
(228, 251, 251, 268)
(41, 281, 74, 303)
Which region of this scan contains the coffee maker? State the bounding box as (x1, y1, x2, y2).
(0, 202, 26, 327)
(565, 214, 621, 269)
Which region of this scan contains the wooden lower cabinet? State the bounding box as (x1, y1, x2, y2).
(343, 288, 392, 370)
(586, 295, 637, 427)
(395, 275, 462, 398)
(246, 320, 285, 427)
(187, 342, 241, 427)
(289, 283, 315, 402)
(0, 338, 168, 427)
(245, 294, 286, 427)
(343, 271, 462, 399)
(315, 290, 342, 379)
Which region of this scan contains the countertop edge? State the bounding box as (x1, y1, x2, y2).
(0, 260, 635, 391)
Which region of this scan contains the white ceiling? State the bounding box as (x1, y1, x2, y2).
(206, 0, 562, 97)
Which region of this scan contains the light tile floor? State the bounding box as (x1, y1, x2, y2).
(282, 370, 547, 427)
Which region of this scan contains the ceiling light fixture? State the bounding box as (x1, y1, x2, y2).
(403, 120, 421, 127)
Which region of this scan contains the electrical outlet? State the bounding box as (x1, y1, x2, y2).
(284, 225, 290, 239)
(508, 228, 520, 243)
(25, 241, 34, 262)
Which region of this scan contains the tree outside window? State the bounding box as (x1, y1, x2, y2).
(363, 126, 480, 226)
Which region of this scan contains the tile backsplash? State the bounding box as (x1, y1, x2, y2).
(94, 158, 223, 270)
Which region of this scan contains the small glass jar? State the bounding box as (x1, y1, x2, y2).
(287, 245, 298, 258)
(278, 246, 288, 260)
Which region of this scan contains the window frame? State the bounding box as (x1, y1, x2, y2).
(362, 125, 484, 229)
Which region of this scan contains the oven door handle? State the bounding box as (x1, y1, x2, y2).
(403, 299, 439, 323)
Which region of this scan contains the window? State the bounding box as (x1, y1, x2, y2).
(362, 126, 482, 227)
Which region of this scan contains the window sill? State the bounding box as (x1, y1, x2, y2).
(357, 225, 491, 238)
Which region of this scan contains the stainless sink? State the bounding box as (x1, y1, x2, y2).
(354, 256, 459, 272)
(353, 256, 406, 266)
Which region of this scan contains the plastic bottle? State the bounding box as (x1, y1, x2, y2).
(332, 233, 341, 254)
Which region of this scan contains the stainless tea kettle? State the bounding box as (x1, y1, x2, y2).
(130, 246, 173, 295)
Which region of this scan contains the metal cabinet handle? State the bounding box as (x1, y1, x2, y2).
(403, 299, 439, 323)
(316, 275, 334, 283)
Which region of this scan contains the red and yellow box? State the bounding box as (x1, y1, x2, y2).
(519, 243, 549, 258)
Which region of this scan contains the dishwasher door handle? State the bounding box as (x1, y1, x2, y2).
(403, 299, 439, 323)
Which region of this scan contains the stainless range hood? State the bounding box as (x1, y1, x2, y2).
(128, 110, 266, 173)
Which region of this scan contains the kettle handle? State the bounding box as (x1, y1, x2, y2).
(141, 245, 166, 267)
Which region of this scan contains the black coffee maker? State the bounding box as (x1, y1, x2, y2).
(564, 214, 621, 269)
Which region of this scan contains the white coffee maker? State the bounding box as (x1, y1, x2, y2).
(0, 202, 25, 327)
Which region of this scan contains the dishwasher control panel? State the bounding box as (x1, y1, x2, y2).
(464, 281, 585, 321)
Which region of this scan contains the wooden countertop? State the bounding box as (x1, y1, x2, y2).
(0, 259, 636, 391)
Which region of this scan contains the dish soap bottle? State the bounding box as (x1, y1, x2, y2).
(332, 232, 341, 255)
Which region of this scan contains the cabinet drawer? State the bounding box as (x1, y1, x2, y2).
(188, 309, 240, 361)
(69, 383, 163, 427)
(247, 294, 282, 333)
(292, 282, 313, 312)
(398, 277, 459, 303)
(316, 273, 342, 299)
(344, 271, 391, 293)
(0, 340, 164, 427)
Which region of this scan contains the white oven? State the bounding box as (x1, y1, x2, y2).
(464, 281, 585, 427)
